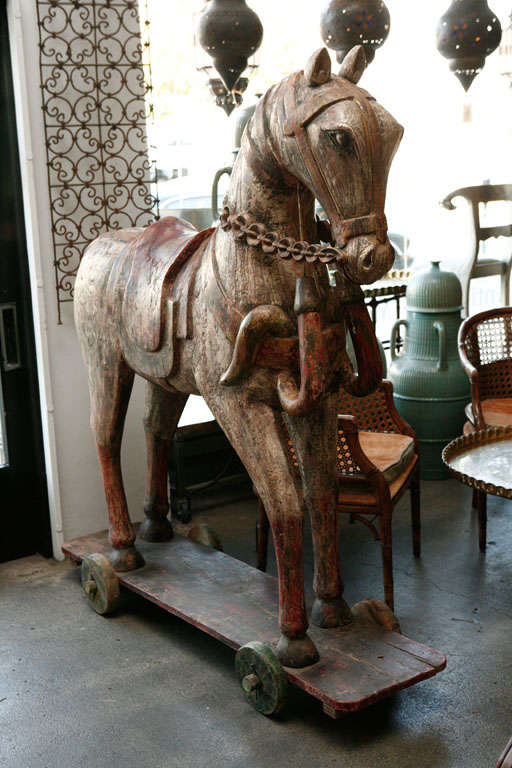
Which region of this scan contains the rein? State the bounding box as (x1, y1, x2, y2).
(219, 206, 346, 265)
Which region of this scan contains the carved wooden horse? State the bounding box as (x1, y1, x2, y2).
(75, 46, 403, 668)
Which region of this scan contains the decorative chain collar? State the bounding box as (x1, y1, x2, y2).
(219, 206, 345, 265)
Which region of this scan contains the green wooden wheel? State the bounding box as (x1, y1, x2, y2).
(187, 524, 223, 551)
(81, 553, 120, 615)
(235, 641, 288, 716)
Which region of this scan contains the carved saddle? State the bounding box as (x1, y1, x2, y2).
(109, 217, 214, 379)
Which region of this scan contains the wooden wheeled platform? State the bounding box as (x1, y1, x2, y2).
(63, 530, 446, 719)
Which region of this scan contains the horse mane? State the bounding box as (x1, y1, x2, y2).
(238, 79, 291, 191)
(229, 74, 317, 237)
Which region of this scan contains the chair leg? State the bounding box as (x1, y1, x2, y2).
(501, 264, 511, 307)
(463, 278, 470, 319)
(472, 488, 479, 510)
(476, 489, 487, 553)
(410, 469, 421, 559)
(256, 496, 270, 572)
(380, 508, 394, 612)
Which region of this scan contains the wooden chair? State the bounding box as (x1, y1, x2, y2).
(458, 307, 512, 550)
(498, 736, 512, 768)
(441, 184, 512, 317)
(256, 381, 420, 611)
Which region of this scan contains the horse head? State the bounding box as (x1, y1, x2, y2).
(277, 45, 402, 285)
(221, 45, 404, 409)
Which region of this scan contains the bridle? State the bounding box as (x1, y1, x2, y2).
(225, 72, 389, 265)
(282, 72, 388, 249)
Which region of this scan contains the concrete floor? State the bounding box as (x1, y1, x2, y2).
(1, 479, 512, 767)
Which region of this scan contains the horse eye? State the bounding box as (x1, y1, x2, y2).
(328, 130, 352, 151)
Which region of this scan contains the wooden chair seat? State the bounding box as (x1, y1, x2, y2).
(465, 398, 512, 427)
(337, 454, 418, 508)
(473, 257, 509, 278)
(358, 432, 415, 485)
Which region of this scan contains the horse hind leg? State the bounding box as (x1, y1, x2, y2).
(139, 383, 188, 542)
(89, 353, 144, 571)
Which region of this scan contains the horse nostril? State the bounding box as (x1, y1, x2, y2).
(361, 249, 375, 270)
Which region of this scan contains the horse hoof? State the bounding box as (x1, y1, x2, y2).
(311, 597, 353, 628)
(276, 634, 319, 668)
(109, 546, 145, 572)
(352, 598, 401, 633)
(187, 524, 223, 551)
(139, 516, 173, 542)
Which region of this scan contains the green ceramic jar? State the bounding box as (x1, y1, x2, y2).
(389, 261, 469, 479)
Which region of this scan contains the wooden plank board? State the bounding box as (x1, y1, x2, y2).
(62, 530, 446, 716)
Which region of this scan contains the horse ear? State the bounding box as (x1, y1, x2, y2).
(304, 47, 331, 87)
(338, 45, 367, 84)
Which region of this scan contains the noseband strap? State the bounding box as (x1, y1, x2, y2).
(283, 73, 387, 247)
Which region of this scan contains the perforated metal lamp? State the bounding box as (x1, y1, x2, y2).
(498, 12, 512, 85)
(320, 0, 390, 66)
(195, 0, 263, 116)
(436, 0, 502, 91)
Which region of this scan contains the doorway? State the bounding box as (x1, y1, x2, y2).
(0, 0, 51, 561)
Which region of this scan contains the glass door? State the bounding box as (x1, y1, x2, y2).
(0, 1, 51, 561)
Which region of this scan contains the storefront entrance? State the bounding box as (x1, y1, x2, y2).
(0, 0, 51, 561)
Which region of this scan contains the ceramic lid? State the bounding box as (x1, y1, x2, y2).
(406, 261, 463, 312)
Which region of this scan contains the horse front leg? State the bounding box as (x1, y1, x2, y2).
(285, 393, 351, 628)
(202, 392, 318, 668)
(139, 383, 188, 542)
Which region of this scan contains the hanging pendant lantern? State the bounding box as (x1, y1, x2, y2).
(436, 0, 502, 91)
(206, 77, 249, 116)
(320, 0, 390, 66)
(196, 0, 263, 115)
(498, 12, 512, 85)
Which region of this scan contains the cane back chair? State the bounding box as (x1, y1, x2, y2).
(441, 184, 512, 317)
(256, 380, 420, 611)
(497, 736, 512, 768)
(458, 307, 512, 550)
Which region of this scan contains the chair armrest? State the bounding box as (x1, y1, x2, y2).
(440, 191, 458, 210)
(337, 414, 377, 476)
(337, 415, 390, 501)
(470, 374, 485, 427)
(440, 187, 474, 210)
(460, 363, 484, 427)
(458, 327, 485, 427)
(379, 380, 416, 440)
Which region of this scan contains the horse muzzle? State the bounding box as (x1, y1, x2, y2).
(337, 234, 395, 285)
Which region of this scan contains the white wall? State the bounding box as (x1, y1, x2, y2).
(8, 0, 149, 554)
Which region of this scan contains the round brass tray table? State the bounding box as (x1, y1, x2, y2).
(442, 426, 512, 500)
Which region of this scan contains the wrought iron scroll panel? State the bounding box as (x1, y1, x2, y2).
(37, 0, 158, 322)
